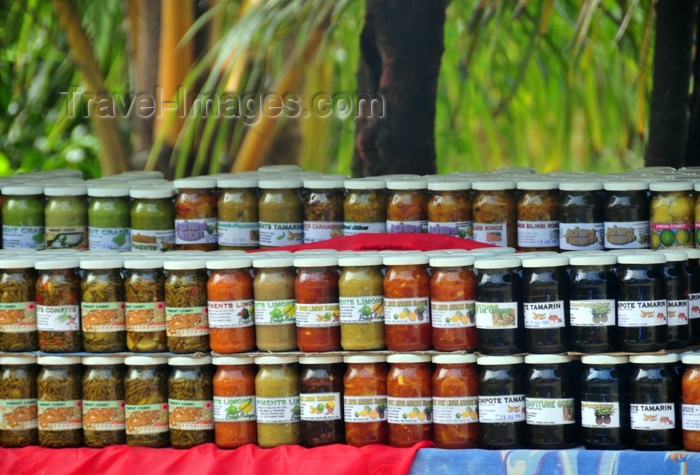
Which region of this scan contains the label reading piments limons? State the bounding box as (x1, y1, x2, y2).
(386, 397, 432, 424)
(45, 226, 88, 250)
(125, 302, 166, 332)
(81, 302, 125, 333)
(82, 400, 126, 431)
(255, 397, 300, 424)
(344, 396, 387, 423)
(682, 404, 700, 430)
(300, 393, 341, 421)
(581, 401, 620, 429)
(37, 400, 82, 431)
(432, 397, 479, 425)
(217, 221, 259, 247)
(690, 293, 700, 320)
(478, 395, 525, 423)
(559, 223, 604, 251)
(0, 399, 37, 430)
(125, 403, 169, 434)
(2, 225, 45, 250)
(428, 221, 473, 239)
(131, 229, 175, 252)
(343, 222, 386, 236)
(570, 300, 616, 327)
(386, 220, 428, 234)
(175, 218, 217, 244)
(475, 302, 518, 330)
(37, 305, 80, 331)
(384, 298, 430, 325)
(630, 403, 675, 430)
(254, 300, 296, 326)
(303, 221, 343, 244)
(617, 300, 667, 327)
(88, 227, 130, 251)
(517, 221, 559, 248)
(296, 303, 340, 328)
(168, 399, 213, 430)
(258, 222, 303, 247)
(667, 299, 689, 327)
(339, 297, 384, 324)
(165, 307, 208, 336)
(473, 223, 508, 247)
(524, 301, 565, 329)
(213, 396, 256, 422)
(525, 398, 576, 425)
(431, 300, 475, 328)
(0, 302, 37, 333)
(208, 300, 254, 328)
(604, 221, 650, 249)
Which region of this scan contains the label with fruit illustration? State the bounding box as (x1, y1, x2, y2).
(81, 302, 125, 333)
(682, 404, 700, 430)
(217, 221, 259, 247)
(340, 297, 384, 324)
(525, 398, 575, 425)
(431, 300, 475, 328)
(175, 218, 217, 244)
(37, 304, 80, 331)
(37, 400, 82, 431)
(300, 393, 341, 421)
(428, 221, 473, 239)
(473, 223, 507, 247)
(691, 294, 700, 320)
(303, 221, 343, 243)
(559, 223, 604, 250)
(258, 222, 303, 247)
(617, 300, 667, 327)
(88, 227, 131, 251)
(386, 220, 428, 234)
(255, 397, 300, 423)
(524, 301, 565, 329)
(604, 221, 650, 249)
(517, 220, 559, 248)
(125, 403, 169, 434)
(165, 307, 208, 336)
(125, 302, 166, 332)
(82, 400, 125, 431)
(569, 299, 615, 327)
(477, 394, 525, 423)
(2, 225, 45, 250)
(343, 222, 386, 236)
(0, 399, 37, 430)
(475, 302, 518, 330)
(344, 396, 387, 423)
(0, 302, 36, 333)
(208, 299, 254, 328)
(214, 396, 256, 422)
(384, 298, 430, 325)
(386, 397, 432, 424)
(651, 222, 693, 250)
(254, 300, 296, 326)
(581, 401, 620, 429)
(630, 403, 675, 430)
(432, 397, 479, 424)
(667, 299, 689, 327)
(296, 303, 340, 328)
(168, 399, 213, 430)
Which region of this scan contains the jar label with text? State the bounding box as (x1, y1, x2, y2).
(125, 403, 169, 434)
(667, 299, 689, 327)
(473, 223, 507, 247)
(125, 302, 166, 332)
(581, 401, 620, 429)
(168, 399, 213, 430)
(432, 396, 479, 425)
(45, 226, 88, 250)
(88, 227, 130, 251)
(690, 293, 700, 320)
(344, 396, 387, 423)
(384, 298, 430, 325)
(0, 399, 37, 430)
(431, 300, 475, 328)
(37, 304, 80, 331)
(295, 303, 340, 328)
(82, 400, 126, 431)
(475, 301, 518, 329)
(0, 302, 36, 333)
(617, 300, 667, 327)
(524, 300, 565, 329)
(258, 222, 303, 247)
(255, 397, 300, 423)
(525, 398, 576, 425)
(559, 223, 604, 251)
(214, 396, 256, 422)
(81, 302, 125, 333)
(428, 221, 473, 239)
(165, 307, 208, 336)
(478, 394, 525, 423)
(208, 299, 254, 328)
(569, 300, 615, 326)
(37, 400, 82, 431)
(651, 222, 693, 250)
(218, 221, 259, 247)
(517, 221, 559, 248)
(604, 221, 650, 249)
(254, 300, 296, 326)
(300, 392, 341, 421)
(339, 297, 384, 324)
(386, 397, 432, 424)
(386, 220, 428, 234)
(303, 221, 343, 243)
(343, 222, 386, 236)
(131, 229, 175, 252)
(682, 404, 700, 430)
(630, 403, 675, 430)
(2, 225, 44, 250)
(175, 218, 217, 244)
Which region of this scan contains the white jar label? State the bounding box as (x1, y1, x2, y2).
(0, 302, 37, 333)
(339, 297, 384, 323)
(45, 226, 88, 250)
(175, 218, 217, 244)
(617, 300, 667, 327)
(343, 222, 386, 236)
(125, 403, 169, 434)
(384, 298, 430, 325)
(217, 221, 259, 247)
(82, 400, 126, 431)
(303, 221, 343, 243)
(630, 403, 675, 430)
(386, 397, 432, 424)
(581, 401, 620, 429)
(255, 397, 300, 423)
(300, 393, 341, 421)
(88, 227, 130, 251)
(386, 220, 428, 234)
(254, 300, 296, 326)
(2, 225, 45, 250)
(0, 399, 37, 430)
(569, 300, 616, 326)
(432, 397, 479, 425)
(131, 229, 175, 252)
(604, 221, 650, 249)
(81, 302, 125, 333)
(690, 293, 700, 319)
(478, 394, 525, 423)
(524, 300, 565, 329)
(168, 399, 213, 430)
(165, 307, 209, 336)
(37, 304, 80, 331)
(295, 303, 340, 328)
(258, 222, 303, 247)
(475, 301, 518, 329)
(559, 223, 604, 250)
(651, 222, 693, 250)
(473, 223, 508, 247)
(125, 302, 166, 332)
(208, 300, 254, 328)
(667, 299, 689, 327)
(37, 400, 82, 431)
(428, 221, 473, 239)
(344, 396, 387, 423)
(525, 398, 576, 425)
(517, 221, 559, 248)
(682, 404, 700, 430)
(213, 396, 256, 422)
(431, 300, 475, 328)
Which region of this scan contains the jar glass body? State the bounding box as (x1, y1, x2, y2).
(0, 267, 38, 351)
(174, 187, 218, 251)
(295, 267, 340, 352)
(343, 362, 388, 447)
(0, 362, 38, 447)
(478, 363, 526, 449)
(300, 362, 345, 448)
(386, 189, 428, 233)
(387, 361, 433, 447)
(88, 196, 131, 251)
(473, 189, 517, 248)
(81, 268, 126, 352)
(650, 190, 694, 250)
(430, 266, 476, 351)
(82, 364, 126, 447)
(384, 264, 431, 351)
(432, 363, 479, 449)
(523, 266, 569, 354)
(343, 189, 386, 235)
(125, 268, 167, 352)
(253, 267, 297, 351)
(2, 194, 45, 250)
(302, 188, 344, 243)
(258, 188, 303, 248)
(475, 267, 524, 355)
(687, 258, 700, 344)
(664, 261, 689, 349)
(213, 364, 257, 448)
(208, 268, 255, 353)
(427, 189, 472, 239)
(581, 364, 630, 449)
(338, 265, 385, 350)
(617, 263, 667, 352)
(217, 187, 259, 250)
(603, 190, 649, 249)
(559, 190, 604, 251)
(45, 195, 88, 250)
(255, 363, 300, 448)
(569, 264, 617, 353)
(131, 197, 175, 252)
(168, 364, 214, 448)
(164, 269, 209, 353)
(37, 364, 83, 448)
(124, 364, 169, 447)
(516, 189, 559, 251)
(526, 363, 576, 449)
(36, 268, 82, 352)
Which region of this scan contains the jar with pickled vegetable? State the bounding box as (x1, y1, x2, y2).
(472, 180, 517, 248)
(37, 355, 83, 448)
(430, 255, 476, 352)
(0, 355, 38, 447)
(207, 257, 255, 353)
(212, 356, 257, 449)
(650, 181, 694, 250)
(559, 181, 604, 251)
(164, 259, 209, 353)
(338, 255, 384, 350)
(603, 181, 650, 249)
(427, 179, 472, 239)
(253, 257, 297, 351)
(44, 185, 88, 250)
(217, 177, 259, 250)
(124, 258, 167, 352)
(343, 355, 388, 447)
(659, 250, 689, 349)
(299, 355, 344, 447)
(1, 184, 45, 250)
(343, 178, 387, 236)
(168, 356, 214, 449)
(386, 354, 433, 447)
(124, 355, 169, 447)
(36, 258, 82, 352)
(687, 248, 700, 344)
(173, 178, 218, 251)
(432, 354, 479, 449)
(0, 257, 38, 352)
(80, 258, 126, 353)
(516, 180, 559, 251)
(254, 355, 300, 448)
(302, 177, 344, 244)
(82, 356, 125, 448)
(294, 256, 340, 352)
(682, 354, 700, 451)
(130, 187, 176, 252)
(258, 178, 303, 248)
(386, 178, 428, 233)
(87, 185, 131, 251)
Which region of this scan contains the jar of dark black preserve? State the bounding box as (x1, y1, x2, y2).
(629, 354, 682, 451)
(521, 256, 569, 354)
(569, 254, 618, 353)
(525, 354, 575, 449)
(658, 250, 689, 349)
(602, 180, 650, 250)
(580, 355, 630, 450)
(477, 355, 526, 449)
(617, 253, 668, 352)
(474, 257, 524, 355)
(686, 248, 700, 344)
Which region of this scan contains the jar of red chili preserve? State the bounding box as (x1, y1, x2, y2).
(430, 255, 477, 351)
(294, 255, 340, 352)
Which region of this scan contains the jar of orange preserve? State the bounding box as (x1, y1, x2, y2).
(387, 354, 433, 447)
(212, 356, 257, 449)
(294, 256, 341, 352)
(343, 355, 388, 447)
(432, 354, 479, 449)
(682, 353, 700, 451)
(430, 255, 477, 351)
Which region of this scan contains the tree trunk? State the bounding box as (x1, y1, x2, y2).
(645, 0, 697, 167)
(685, 4, 700, 167)
(133, 0, 161, 157)
(352, 0, 447, 177)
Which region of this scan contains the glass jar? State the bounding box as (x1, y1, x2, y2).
(44, 185, 88, 250)
(432, 354, 479, 449)
(0, 355, 38, 447)
(682, 354, 700, 451)
(254, 355, 300, 448)
(299, 355, 344, 447)
(650, 181, 694, 249)
(343, 355, 388, 447)
(659, 251, 689, 350)
(343, 178, 387, 236)
(173, 178, 218, 251)
(385, 178, 428, 234)
(35, 258, 82, 352)
(427, 179, 472, 239)
(687, 249, 700, 344)
(617, 253, 668, 352)
(472, 180, 517, 248)
(207, 257, 255, 353)
(168, 356, 214, 449)
(0, 257, 38, 352)
(1, 184, 45, 250)
(212, 356, 257, 449)
(216, 177, 259, 250)
(81, 356, 126, 448)
(383, 254, 431, 351)
(80, 258, 126, 353)
(302, 178, 344, 244)
(558, 180, 604, 251)
(253, 257, 297, 351)
(474, 257, 524, 355)
(163, 259, 209, 353)
(516, 180, 560, 251)
(124, 258, 167, 352)
(525, 354, 575, 449)
(387, 354, 433, 447)
(295, 256, 340, 352)
(37, 355, 83, 448)
(338, 255, 385, 350)
(124, 355, 169, 447)
(477, 355, 526, 449)
(603, 181, 650, 249)
(87, 185, 131, 251)
(430, 255, 477, 351)
(630, 354, 682, 450)
(258, 178, 303, 248)
(130, 186, 175, 252)
(522, 256, 569, 353)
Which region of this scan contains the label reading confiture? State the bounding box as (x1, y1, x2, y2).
(125, 403, 169, 434)
(37, 400, 82, 431)
(168, 399, 213, 430)
(525, 398, 576, 425)
(81, 302, 125, 333)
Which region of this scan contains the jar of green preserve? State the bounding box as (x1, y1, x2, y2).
(88, 185, 131, 251)
(44, 185, 88, 250)
(217, 176, 259, 250)
(130, 187, 175, 252)
(1, 184, 45, 250)
(258, 178, 303, 249)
